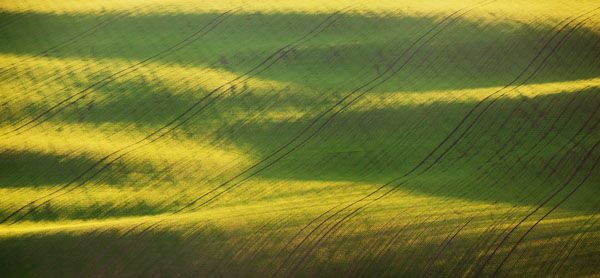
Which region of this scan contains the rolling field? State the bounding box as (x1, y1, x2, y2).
(1, 0, 600, 276)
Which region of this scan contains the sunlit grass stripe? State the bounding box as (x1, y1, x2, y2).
(0, 11, 131, 79)
(4, 11, 349, 226)
(0, 11, 235, 224)
(176, 0, 495, 217)
(1, 11, 234, 138)
(302, 8, 600, 252)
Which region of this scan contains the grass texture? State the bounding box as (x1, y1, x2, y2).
(1, 0, 600, 276)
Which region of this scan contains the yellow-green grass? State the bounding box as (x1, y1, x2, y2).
(1, 0, 600, 276)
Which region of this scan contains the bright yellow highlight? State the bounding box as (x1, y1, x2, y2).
(2, 0, 599, 30)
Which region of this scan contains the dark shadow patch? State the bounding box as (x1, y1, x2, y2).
(0, 149, 123, 188)
(1, 11, 598, 92)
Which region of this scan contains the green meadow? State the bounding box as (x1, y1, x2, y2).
(1, 0, 600, 276)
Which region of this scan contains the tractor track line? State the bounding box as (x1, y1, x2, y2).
(0, 11, 130, 78)
(176, 0, 494, 214)
(317, 7, 600, 242)
(0, 10, 234, 224)
(2, 10, 233, 137)
(474, 98, 600, 275)
(491, 135, 600, 276)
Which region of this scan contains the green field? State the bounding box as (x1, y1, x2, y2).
(1, 0, 600, 276)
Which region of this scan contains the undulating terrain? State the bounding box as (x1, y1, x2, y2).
(1, 0, 600, 276)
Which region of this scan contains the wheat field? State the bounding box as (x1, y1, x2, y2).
(1, 0, 600, 276)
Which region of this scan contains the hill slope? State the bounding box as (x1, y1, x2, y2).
(1, 0, 600, 276)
